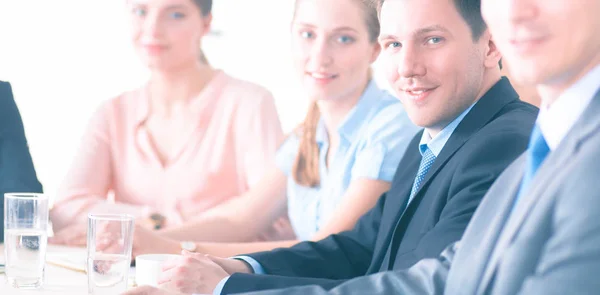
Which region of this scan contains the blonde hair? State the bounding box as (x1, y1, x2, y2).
(291, 0, 380, 187)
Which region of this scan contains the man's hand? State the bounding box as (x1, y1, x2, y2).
(121, 285, 187, 295)
(158, 251, 230, 294)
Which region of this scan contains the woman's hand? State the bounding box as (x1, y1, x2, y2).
(94, 223, 181, 259)
(49, 222, 87, 246)
(131, 224, 181, 258)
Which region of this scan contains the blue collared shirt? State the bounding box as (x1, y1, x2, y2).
(214, 96, 479, 295)
(213, 101, 476, 295)
(537, 63, 600, 150)
(212, 81, 419, 295)
(276, 80, 418, 240)
(418, 103, 475, 157)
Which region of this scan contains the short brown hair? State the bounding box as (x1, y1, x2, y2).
(375, 0, 487, 40)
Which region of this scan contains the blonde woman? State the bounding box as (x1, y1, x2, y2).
(126, 0, 418, 258)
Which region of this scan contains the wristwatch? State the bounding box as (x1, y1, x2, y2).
(149, 213, 166, 230)
(180, 241, 197, 252)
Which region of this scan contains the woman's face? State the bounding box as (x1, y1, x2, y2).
(291, 0, 380, 102)
(128, 0, 211, 70)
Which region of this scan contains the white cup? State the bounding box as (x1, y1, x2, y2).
(135, 254, 181, 287)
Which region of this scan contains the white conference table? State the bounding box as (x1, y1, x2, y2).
(0, 244, 135, 294)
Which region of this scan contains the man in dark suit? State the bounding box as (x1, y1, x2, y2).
(221, 0, 600, 294)
(0, 81, 44, 242)
(122, 0, 538, 294)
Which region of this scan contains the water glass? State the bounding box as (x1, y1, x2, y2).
(3, 193, 49, 289)
(87, 214, 135, 295)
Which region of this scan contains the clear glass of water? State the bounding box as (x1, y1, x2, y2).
(3, 193, 49, 289)
(87, 214, 135, 295)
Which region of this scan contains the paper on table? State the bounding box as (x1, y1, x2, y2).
(46, 252, 87, 273)
(46, 253, 137, 287)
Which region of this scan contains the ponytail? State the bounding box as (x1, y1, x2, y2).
(292, 101, 321, 187)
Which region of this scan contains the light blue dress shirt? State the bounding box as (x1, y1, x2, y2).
(537, 63, 600, 150)
(418, 103, 475, 157)
(276, 80, 418, 240)
(211, 102, 477, 295)
(212, 81, 417, 295)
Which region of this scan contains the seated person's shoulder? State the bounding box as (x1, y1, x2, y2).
(476, 97, 539, 138)
(0, 80, 15, 102)
(0, 80, 9, 90)
(500, 98, 539, 118)
(0, 81, 18, 128)
(79, 88, 144, 132)
(454, 97, 538, 164)
(219, 73, 274, 106)
(99, 87, 145, 115)
(362, 90, 417, 137)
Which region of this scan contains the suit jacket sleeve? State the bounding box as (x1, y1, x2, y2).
(235, 242, 459, 295)
(222, 193, 387, 294)
(0, 82, 44, 242)
(225, 105, 534, 294)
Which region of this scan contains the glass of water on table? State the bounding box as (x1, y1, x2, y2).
(3, 193, 49, 289)
(87, 214, 135, 295)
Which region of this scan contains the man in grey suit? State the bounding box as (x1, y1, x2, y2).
(225, 0, 600, 294)
(121, 0, 599, 293)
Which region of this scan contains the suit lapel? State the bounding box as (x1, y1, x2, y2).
(376, 135, 423, 271)
(447, 156, 525, 295)
(384, 78, 520, 269)
(408, 78, 519, 207)
(478, 88, 600, 293)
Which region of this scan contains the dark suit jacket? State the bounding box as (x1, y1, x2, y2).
(222, 78, 538, 294)
(0, 81, 43, 242)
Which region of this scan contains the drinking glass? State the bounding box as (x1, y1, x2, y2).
(3, 193, 49, 289)
(87, 214, 135, 295)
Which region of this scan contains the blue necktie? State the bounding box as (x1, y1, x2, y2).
(512, 125, 550, 210)
(409, 147, 436, 203)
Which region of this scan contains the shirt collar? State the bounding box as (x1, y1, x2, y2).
(316, 80, 383, 145)
(537, 63, 600, 150)
(419, 103, 476, 157)
(315, 119, 329, 145)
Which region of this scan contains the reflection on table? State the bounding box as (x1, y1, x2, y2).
(0, 244, 136, 295)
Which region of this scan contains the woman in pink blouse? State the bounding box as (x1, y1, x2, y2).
(49, 0, 283, 243)
(104, 0, 417, 262)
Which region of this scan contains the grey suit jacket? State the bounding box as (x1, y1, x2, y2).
(240, 88, 600, 295)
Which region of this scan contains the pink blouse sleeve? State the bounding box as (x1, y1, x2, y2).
(50, 101, 115, 230)
(236, 91, 284, 188)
